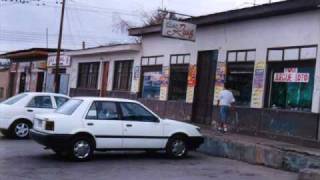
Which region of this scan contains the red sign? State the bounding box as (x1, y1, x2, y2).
(274, 73, 309, 83)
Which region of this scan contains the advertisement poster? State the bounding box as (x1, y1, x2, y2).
(142, 71, 162, 99)
(187, 65, 197, 87)
(160, 66, 170, 100)
(186, 64, 197, 103)
(214, 62, 226, 105)
(251, 61, 267, 108)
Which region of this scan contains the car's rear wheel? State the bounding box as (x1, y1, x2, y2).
(166, 135, 188, 158)
(11, 121, 31, 139)
(68, 136, 94, 161)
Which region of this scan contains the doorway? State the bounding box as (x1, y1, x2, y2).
(36, 72, 44, 92)
(192, 50, 218, 124)
(18, 72, 26, 93)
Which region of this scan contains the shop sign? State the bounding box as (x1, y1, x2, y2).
(162, 19, 196, 41)
(274, 68, 309, 83)
(32, 61, 47, 71)
(47, 55, 71, 67)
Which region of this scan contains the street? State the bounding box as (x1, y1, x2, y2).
(0, 134, 297, 180)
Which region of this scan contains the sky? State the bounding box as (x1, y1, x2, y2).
(0, 0, 283, 53)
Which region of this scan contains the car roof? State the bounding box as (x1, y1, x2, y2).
(23, 92, 69, 97)
(72, 97, 139, 103)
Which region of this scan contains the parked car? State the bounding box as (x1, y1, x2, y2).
(0, 92, 70, 139)
(30, 97, 204, 161)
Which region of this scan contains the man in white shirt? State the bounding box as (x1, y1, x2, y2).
(217, 85, 235, 133)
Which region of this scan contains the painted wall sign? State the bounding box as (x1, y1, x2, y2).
(47, 55, 71, 67)
(162, 19, 196, 41)
(251, 61, 267, 108)
(213, 62, 227, 105)
(32, 61, 47, 71)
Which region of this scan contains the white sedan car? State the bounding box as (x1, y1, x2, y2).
(30, 97, 204, 161)
(0, 92, 70, 139)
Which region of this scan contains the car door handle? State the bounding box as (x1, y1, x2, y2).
(87, 123, 94, 126)
(126, 124, 133, 127)
(27, 109, 33, 112)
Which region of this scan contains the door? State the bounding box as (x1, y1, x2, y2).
(19, 73, 26, 93)
(24, 95, 56, 120)
(59, 74, 70, 95)
(8, 73, 16, 97)
(36, 72, 44, 92)
(192, 50, 218, 124)
(84, 101, 122, 149)
(100, 62, 109, 97)
(120, 102, 164, 149)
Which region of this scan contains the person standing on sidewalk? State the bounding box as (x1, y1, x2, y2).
(217, 85, 235, 133)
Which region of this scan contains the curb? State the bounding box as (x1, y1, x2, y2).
(198, 136, 320, 172)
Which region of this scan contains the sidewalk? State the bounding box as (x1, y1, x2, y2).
(197, 126, 320, 172)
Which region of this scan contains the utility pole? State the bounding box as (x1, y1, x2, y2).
(55, 0, 66, 93)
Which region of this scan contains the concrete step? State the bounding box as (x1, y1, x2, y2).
(198, 128, 320, 172)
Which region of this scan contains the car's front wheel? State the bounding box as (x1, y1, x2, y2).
(11, 121, 31, 139)
(68, 137, 94, 161)
(166, 135, 188, 158)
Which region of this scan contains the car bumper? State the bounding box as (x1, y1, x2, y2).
(30, 129, 72, 150)
(187, 137, 204, 150)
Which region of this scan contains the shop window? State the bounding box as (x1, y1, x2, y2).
(140, 66, 162, 99)
(268, 45, 318, 62)
(141, 56, 164, 66)
(267, 61, 315, 111)
(226, 50, 255, 106)
(113, 60, 133, 91)
(77, 62, 100, 89)
(226, 62, 255, 106)
(227, 50, 256, 62)
(169, 64, 189, 101)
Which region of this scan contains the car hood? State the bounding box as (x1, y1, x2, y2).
(162, 119, 199, 129)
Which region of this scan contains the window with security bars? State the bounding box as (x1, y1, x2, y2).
(77, 62, 100, 89)
(113, 60, 133, 91)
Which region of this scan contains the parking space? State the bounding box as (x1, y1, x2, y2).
(0, 134, 297, 180)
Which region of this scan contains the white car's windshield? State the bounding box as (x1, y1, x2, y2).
(2, 94, 28, 105)
(56, 99, 83, 115)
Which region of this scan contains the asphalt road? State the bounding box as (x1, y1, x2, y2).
(0, 135, 297, 180)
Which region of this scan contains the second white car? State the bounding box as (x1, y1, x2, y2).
(0, 92, 70, 139)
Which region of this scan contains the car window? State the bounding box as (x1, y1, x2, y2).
(86, 101, 119, 120)
(56, 99, 83, 115)
(119, 102, 159, 122)
(2, 94, 28, 105)
(27, 96, 53, 109)
(54, 96, 69, 108)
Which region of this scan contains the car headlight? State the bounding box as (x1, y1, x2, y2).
(196, 127, 201, 133)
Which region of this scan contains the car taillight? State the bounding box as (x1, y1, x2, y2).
(45, 121, 55, 131)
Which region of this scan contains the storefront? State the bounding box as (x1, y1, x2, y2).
(265, 46, 317, 112)
(127, 0, 320, 142)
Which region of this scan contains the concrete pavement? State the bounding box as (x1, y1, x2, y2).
(0, 135, 297, 180)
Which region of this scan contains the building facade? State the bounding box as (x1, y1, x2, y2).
(126, 0, 320, 142)
(0, 48, 57, 96)
(67, 44, 141, 98)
